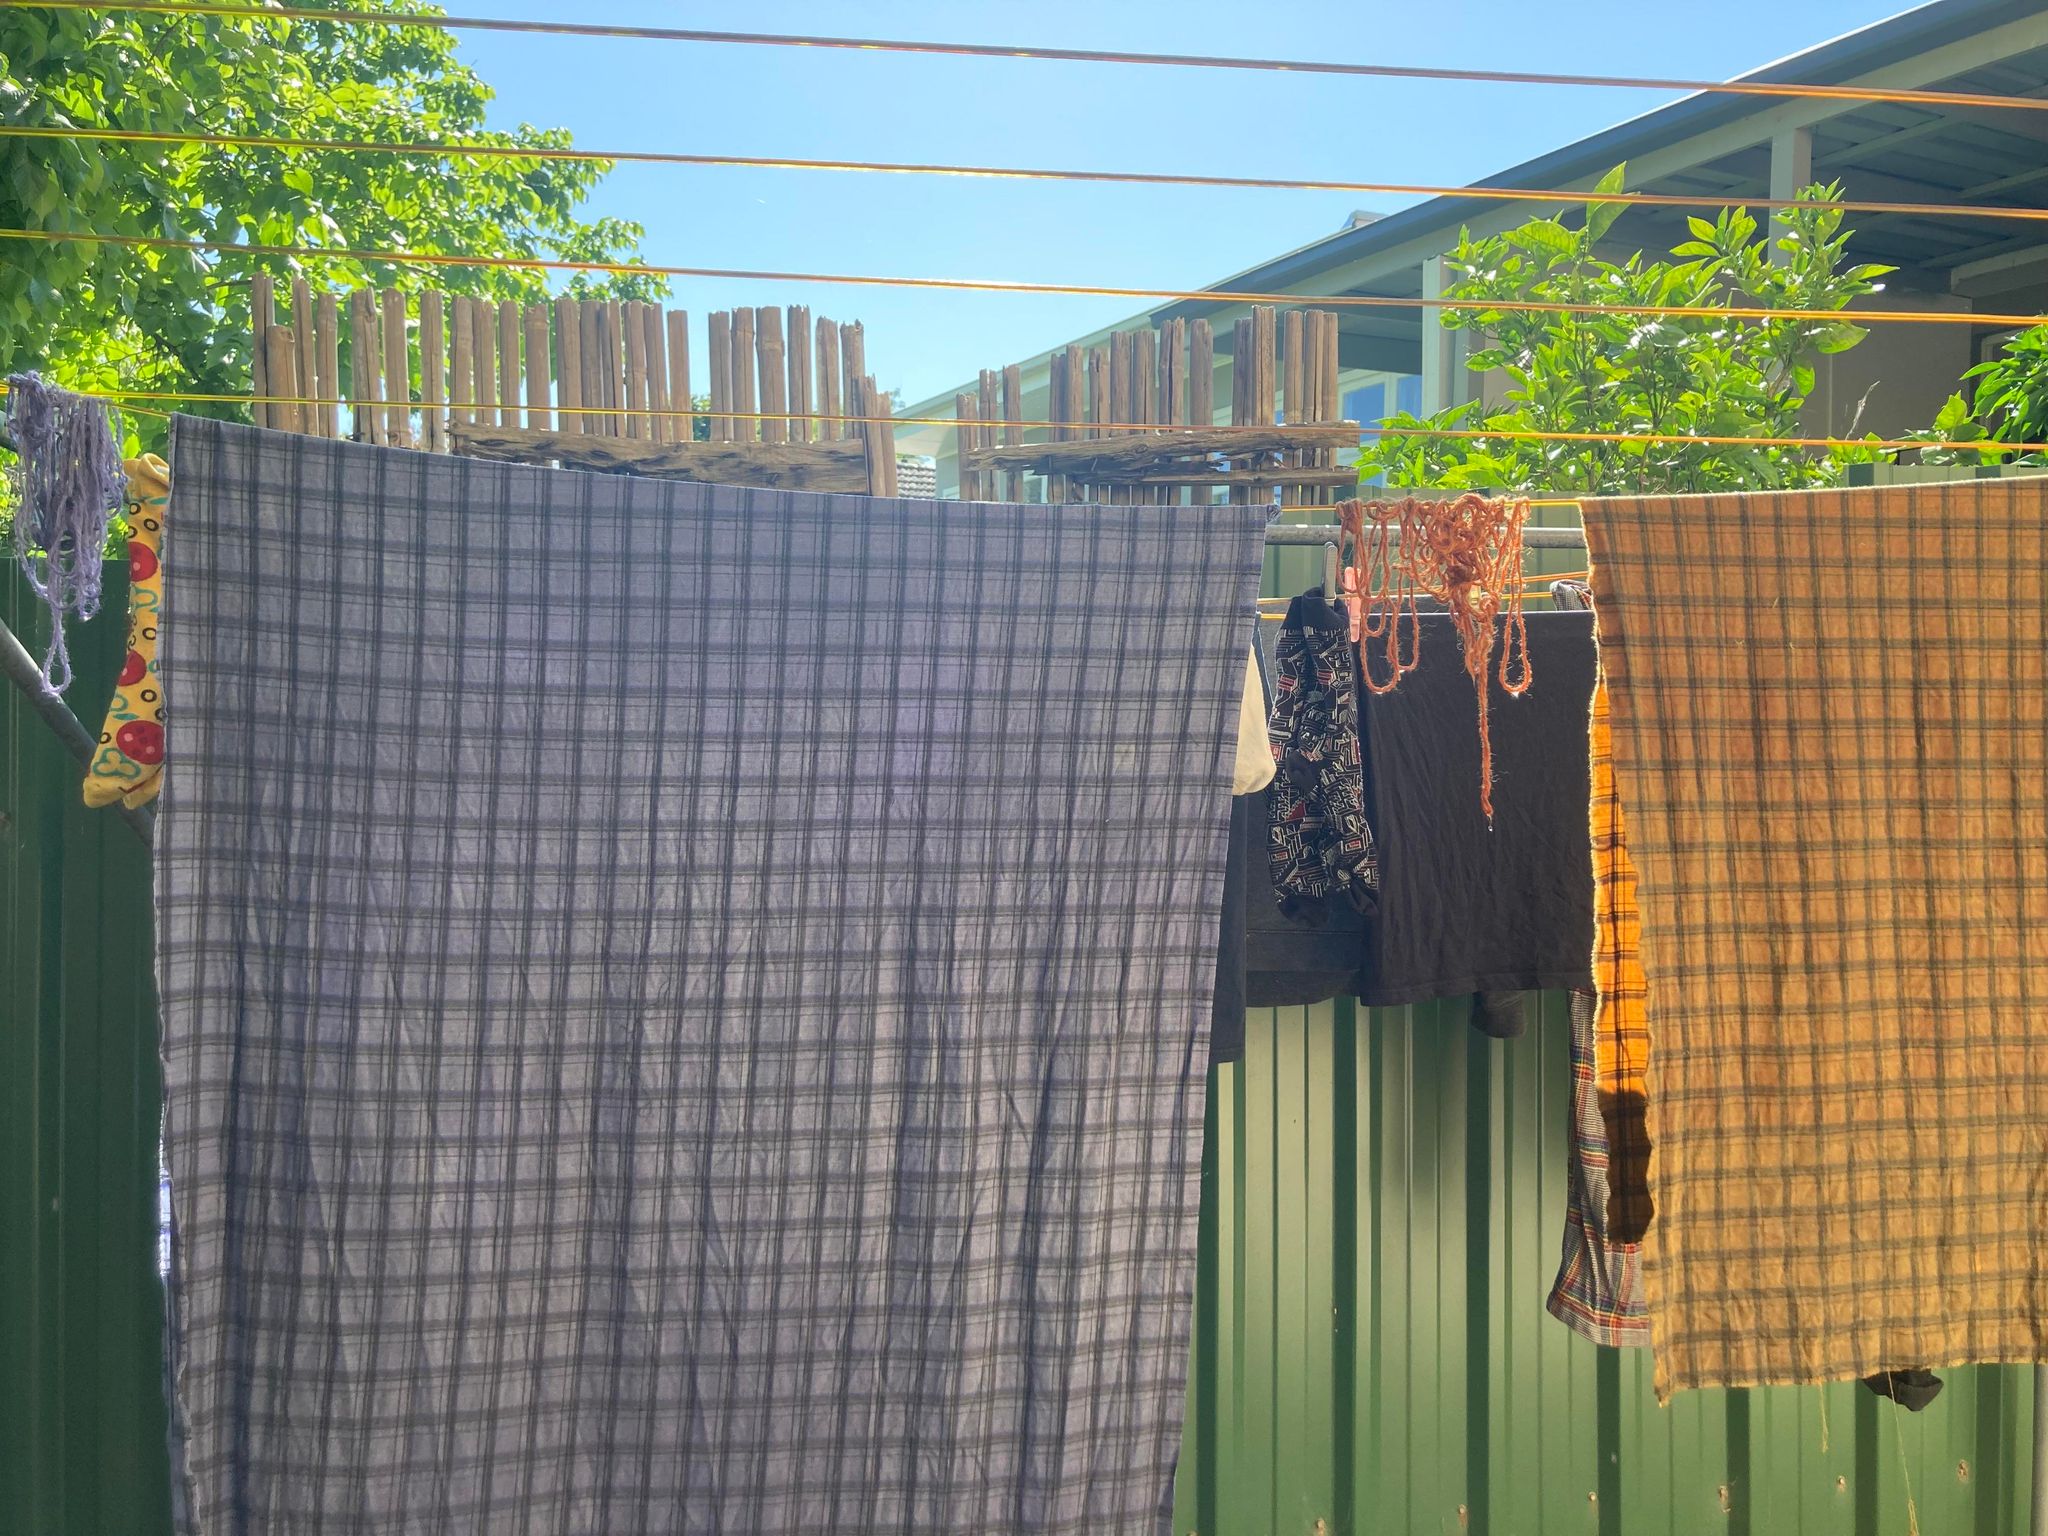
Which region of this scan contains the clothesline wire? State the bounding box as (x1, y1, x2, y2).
(9, 125, 2048, 228)
(8, 227, 2047, 332)
(0, 388, 1600, 512)
(8, 382, 2044, 458)
(0, 391, 173, 423)
(1255, 569, 1590, 603)
(19, 0, 2048, 116)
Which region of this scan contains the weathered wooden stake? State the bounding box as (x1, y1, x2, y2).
(816, 316, 841, 440)
(263, 325, 303, 435)
(524, 303, 551, 432)
(314, 292, 341, 439)
(497, 300, 521, 431)
(381, 289, 410, 448)
(756, 306, 787, 445)
(349, 289, 382, 444)
(251, 274, 275, 429)
(708, 311, 732, 443)
(666, 309, 691, 442)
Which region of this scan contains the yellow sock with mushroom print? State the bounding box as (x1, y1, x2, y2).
(83, 454, 169, 810)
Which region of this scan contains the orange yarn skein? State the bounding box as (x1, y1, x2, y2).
(1341, 494, 1533, 822)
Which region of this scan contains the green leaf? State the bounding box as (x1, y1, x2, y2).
(1927, 393, 1970, 435)
(1811, 322, 1867, 354)
(3, 5, 662, 453)
(1585, 162, 1628, 243)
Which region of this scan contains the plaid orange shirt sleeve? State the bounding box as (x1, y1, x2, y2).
(1589, 679, 1652, 1242)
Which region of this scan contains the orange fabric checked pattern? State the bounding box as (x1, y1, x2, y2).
(1589, 680, 1652, 1243)
(1586, 478, 2048, 1398)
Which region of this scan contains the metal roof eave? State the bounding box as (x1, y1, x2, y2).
(901, 0, 2048, 423)
(1150, 0, 2044, 321)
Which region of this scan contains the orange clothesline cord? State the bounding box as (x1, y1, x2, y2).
(6, 227, 2045, 331)
(17, 0, 2048, 116)
(7, 125, 2046, 228)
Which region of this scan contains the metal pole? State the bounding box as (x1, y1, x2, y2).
(1264, 520, 1587, 550)
(0, 612, 154, 846)
(2032, 1364, 2046, 1536)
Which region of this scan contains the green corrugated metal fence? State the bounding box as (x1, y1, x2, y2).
(2, 570, 173, 1536)
(2, 570, 2037, 1535)
(1172, 997, 2039, 1536)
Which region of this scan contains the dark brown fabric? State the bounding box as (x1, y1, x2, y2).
(1863, 1369, 1944, 1412)
(1353, 612, 1596, 1006)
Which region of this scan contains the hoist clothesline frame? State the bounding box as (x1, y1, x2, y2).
(1265, 518, 1588, 601)
(0, 613, 155, 845)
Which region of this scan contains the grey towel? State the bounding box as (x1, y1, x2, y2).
(156, 416, 1266, 1535)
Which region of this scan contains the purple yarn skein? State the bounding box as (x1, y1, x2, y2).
(5, 372, 125, 693)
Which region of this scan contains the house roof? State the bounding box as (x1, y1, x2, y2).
(1152, 0, 2048, 320)
(902, 0, 2048, 431)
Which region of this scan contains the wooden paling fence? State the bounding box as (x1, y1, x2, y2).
(957, 305, 1353, 505)
(247, 275, 899, 495)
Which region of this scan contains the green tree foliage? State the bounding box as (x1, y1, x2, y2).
(1, 0, 662, 442)
(1358, 168, 1894, 496)
(1910, 326, 2048, 465)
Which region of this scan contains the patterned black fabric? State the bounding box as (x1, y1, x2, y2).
(156, 417, 1267, 1535)
(1265, 591, 1376, 918)
(1238, 780, 1366, 1010)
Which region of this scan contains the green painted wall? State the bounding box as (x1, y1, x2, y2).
(1, 571, 173, 1536)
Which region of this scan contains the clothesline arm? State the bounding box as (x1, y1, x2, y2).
(0, 613, 154, 846)
(1261, 522, 1588, 550)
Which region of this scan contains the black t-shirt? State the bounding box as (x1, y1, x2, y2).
(1354, 611, 1596, 1005)
(1212, 787, 1373, 1065)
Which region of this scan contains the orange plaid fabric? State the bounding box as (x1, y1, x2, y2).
(1588, 681, 1652, 1243)
(1547, 989, 1650, 1348)
(1586, 479, 2048, 1398)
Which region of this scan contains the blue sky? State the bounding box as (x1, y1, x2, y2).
(458, 0, 1910, 404)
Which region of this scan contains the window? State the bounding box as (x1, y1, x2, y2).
(1343, 384, 1385, 434)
